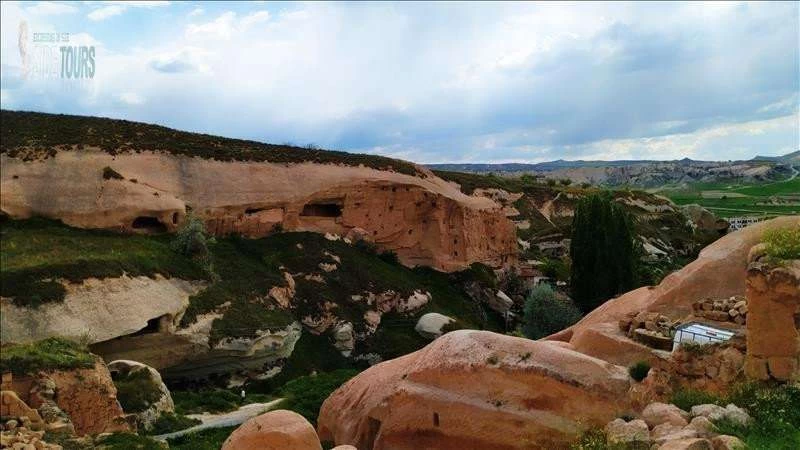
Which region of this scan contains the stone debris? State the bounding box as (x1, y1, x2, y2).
(692, 296, 748, 325)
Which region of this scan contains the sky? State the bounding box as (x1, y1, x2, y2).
(1, 1, 798, 164)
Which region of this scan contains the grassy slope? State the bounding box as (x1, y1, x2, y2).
(1, 218, 501, 361)
(0, 110, 421, 176)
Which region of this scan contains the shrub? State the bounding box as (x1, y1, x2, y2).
(167, 426, 236, 450)
(522, 284, 583, 340)
(172, 389, 272, 415)
(0, 338, 94, 374)
(112, 370, 163, 413)
(716, 383, 800, 449)
(146, 412, 201, 435)
(102, 166, 124, 180)
(628, 361, 651, 382)
(93, 433, 164, 450)
(278, 369, 359, 425)
(763, 227, 800, 260)
(670, 388, 723, 412)
(171, 214, 216, 279)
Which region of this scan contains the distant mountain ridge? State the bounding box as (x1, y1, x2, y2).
(428, 151, 798, 188)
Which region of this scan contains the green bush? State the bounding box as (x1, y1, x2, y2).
(628, 361, 651, 382)
(146, 412, 201, 435)
(670, 388, 723, 411)
(0, 338, 94, 374)
(763, 227, 800, 260)
(167, 426, 236, 450)
(94, 433, 164, 450)
(521, 284, 583, 340)
(278, 369, 359, 425)
(112, 370, 163, 413)
(172, 389, 271, 415)
(171, 214, 216, 279)
(716, 383, 800, 449)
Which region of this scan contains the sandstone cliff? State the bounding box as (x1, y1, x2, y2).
(0, 148, 515, 271)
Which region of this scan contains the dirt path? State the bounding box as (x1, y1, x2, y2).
(539, 191, 562, 226)
(153, 398, 284, 441)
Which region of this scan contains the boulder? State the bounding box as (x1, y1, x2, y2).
(331, 447, 358, 450)
(686, 416, 716, 438)
(689, 404, 751, 427)
(489, 290, 514, 313)
(332, 322, 355, 356)
(221, 410, 322, 450)
(0, 391, 44, 431)
(414, 313, 456, 339)
(604, 418, 650, 446)
(642, 402, 689, 428)
(318, 330, 632, 449)
(710, 435, 746, 450)
(659, 438, 713, 450)
(108, 360, 174, 431)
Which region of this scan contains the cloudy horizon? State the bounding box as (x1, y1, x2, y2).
(1, 1, 798, 164)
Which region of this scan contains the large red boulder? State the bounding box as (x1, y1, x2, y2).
(222, 410, 322, 450)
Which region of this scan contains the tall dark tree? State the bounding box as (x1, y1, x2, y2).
(570, 192, 637, 313)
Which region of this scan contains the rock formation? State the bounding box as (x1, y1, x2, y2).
(318, 330, 632, 449)
(0, 149, 516, 272)
(744, 243, 800, 382)
(414, 312, 456, 339)
(108, 360, 174, 431)
(221, 410, 323, 450)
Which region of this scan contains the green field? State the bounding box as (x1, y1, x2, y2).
(657, 176, 800, 218)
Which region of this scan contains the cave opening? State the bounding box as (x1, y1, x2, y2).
(132, 216, 167, 233)
(130, 315, 170, 337)
(301, 203, 343, 218)
(245, 207, 267, 215)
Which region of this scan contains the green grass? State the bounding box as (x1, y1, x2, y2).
(145, 412, 201, 435)
(112, 369, 164, 414)
(0, 218, 208, 306)
(763, 227, 800, 260)
(659, 177, 800, 218)
(167, 426, 236, 450)
(93, 433, 165, 450)
(172, 389, 273, 415)
(670, 388, 723, 411)
(278, 369, 360, 425)
(716, 383, 800, 450)
(1, 110, 422, 177)
(0, 338, 95, 375)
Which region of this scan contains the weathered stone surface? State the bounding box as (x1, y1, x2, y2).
(710, 435, 746, 450)
(687, 416, 716, 438)
(0, 391, 44, 430)
(221, 410, 322, 450)
(658, 438, 713, 450)
(604, 418, 650, 445)
(332, 322, 355, 356)
(0, 151, 517, 272)
(642, 402, 689, 428)
(318, 330, 632, 450)
(107, 360, 174, 431)
(414, 313, 456, 340)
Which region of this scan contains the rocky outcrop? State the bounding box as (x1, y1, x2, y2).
(744, 244, 800, 382)
(0, 150, 517, 272)
(107, 360, 174, 431)
(318, 330, 632, 449)
(0, 275, 205, 345)
(681, 205, 729, 234)
(221, 410, 322, 450)
(414, 313, 456, 339)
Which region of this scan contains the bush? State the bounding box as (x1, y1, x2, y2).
(94, 433, 164, 450)
(146, 412, 201, 435)
(763, 227, 800, 260)
(716, 383, 800, 449)
(112, 370, 163, 413)
(167, 426, 236, 450)
(171, 214, 216, 279)
(670, 388, 722, 411)
(0, 338, 95, 374)
(172, 389, 271, 415)
(278, 369, 359, 425)
(521, 284, 583, 340)
(628, 361, 651, 382)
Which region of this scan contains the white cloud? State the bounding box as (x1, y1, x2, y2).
(88, 1, 169, 22)
(240, 10, 270, 30)
(186, 11, 236, 40)
(24, 2, 77, 16)
(118, 92, 145, 105)
(188, 8, 204, 18)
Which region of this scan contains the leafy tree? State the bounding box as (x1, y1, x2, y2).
(171, 214, 217, 280)
(521, 284, 582, 340)
(570, 192, 637, 313)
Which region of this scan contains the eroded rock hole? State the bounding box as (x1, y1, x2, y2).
(433, 412, 440, 427)
(132, 216, 167, 233)
(365, 417, 382, 449)
(245, 207, 266, 215)
(301, 203, 342, 217)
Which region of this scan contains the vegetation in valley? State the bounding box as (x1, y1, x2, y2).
(146, 412, 201, 436)
(172, 389, 273, 415)
(570, 193, 637, 313)
(0, 338, 95, 374)
(277, 369, 360, 425)
(659, 177, 800, 218)
(0, 110, 422, 176)
(92, 433, 165, 450)
(521, 284, 582, 340)
(167, 426, 236, 450)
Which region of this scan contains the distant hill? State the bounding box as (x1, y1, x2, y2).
(428, 152, 798, 188)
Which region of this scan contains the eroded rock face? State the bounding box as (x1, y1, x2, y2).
(107, 360, 174, 431)
(744, 244, 800, 382)
(221, 409, 322, 450)
(0, 151, 516, 271)
(317, 330, 632, 450)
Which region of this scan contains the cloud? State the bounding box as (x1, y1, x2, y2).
(149, 47, 209, 74)
(186, 11, 236, 40)
(239, 11, 270, 30)
(24, 2, 77, 16)
(117, 92, 145, 105)
(88, 1, 169, 22)
(188, 8, 204, 18)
